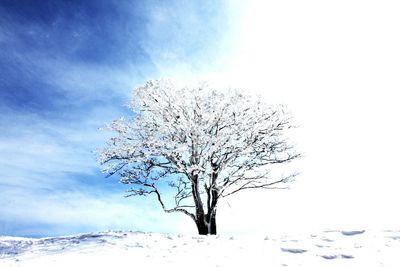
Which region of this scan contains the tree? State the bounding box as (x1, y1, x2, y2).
(98, 79, 300, 235)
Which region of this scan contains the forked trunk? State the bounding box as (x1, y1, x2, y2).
(191, 171, 219, 235)
(196, 212, 217, 235)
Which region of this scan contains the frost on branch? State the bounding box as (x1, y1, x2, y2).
(97, 79, 300, 234)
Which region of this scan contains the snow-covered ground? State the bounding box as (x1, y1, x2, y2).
(1, 229, 399, 266)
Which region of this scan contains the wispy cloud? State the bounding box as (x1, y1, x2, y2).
(0, 188, 194, 237)
(0, 0, 239, 237)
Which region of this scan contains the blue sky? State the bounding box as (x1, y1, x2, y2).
(0, 0, 241, 237)
(1, 0, 400, 237)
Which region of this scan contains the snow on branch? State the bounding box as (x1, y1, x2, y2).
(97, 79, 300, 224)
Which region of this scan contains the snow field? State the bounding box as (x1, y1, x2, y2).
(1, 230, 400, 266)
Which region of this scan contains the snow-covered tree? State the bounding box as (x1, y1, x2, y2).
(98, 79, 300, 235)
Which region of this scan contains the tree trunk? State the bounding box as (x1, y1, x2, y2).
(195, 211, 217, 235)
(190, 171, 219, 235)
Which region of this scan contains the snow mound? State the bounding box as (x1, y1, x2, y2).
(1, 230, 400, 266)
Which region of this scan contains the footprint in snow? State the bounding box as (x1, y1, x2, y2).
(280, 248, 307, 254)
(320, 254, 354, 260)
(321, 237, 334, 242)
(341, 230, 365, 236)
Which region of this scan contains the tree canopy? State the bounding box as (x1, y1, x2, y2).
(98, 79, 300, 234)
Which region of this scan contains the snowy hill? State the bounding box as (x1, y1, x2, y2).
(1, 230, 399, 266)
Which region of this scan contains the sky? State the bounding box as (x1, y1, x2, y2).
(1, 0, 399, 237)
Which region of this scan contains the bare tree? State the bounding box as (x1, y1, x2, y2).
(98, 79, 300, 235)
